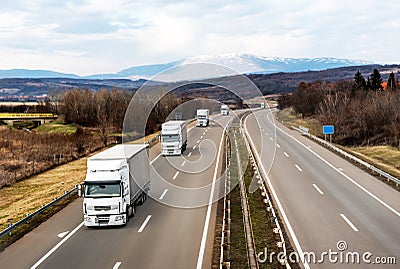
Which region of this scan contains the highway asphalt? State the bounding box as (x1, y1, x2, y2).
(244, 109, 400, 268)
(0, 113, 236, 269)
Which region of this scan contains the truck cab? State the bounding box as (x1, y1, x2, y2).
(82, 144, 149, 227)
(196, 109, 209, 127)
(161, 121, 187, 155)
(220, 105, 229, 115)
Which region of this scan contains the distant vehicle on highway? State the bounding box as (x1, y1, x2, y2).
(161, 120, 187, 155)
(260, 102, 266, 109)
(220, 104, 229, 115)
(196, 109, 209, 127)
(80, 144, 150, 227)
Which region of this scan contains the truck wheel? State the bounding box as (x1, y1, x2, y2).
(127, 205, 134, 218)
(137, 193, 146, 205)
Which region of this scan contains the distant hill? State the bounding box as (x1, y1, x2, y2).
(0, 54, 372, 80)
(1, 64, 399, 102)
(0, 69, 80, 79)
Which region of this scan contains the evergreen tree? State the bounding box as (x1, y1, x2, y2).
(370, 68, 383, 91)
(366, 76, 371, 91)
(353, 70, 366, 92)
(387, 71, 396, 91)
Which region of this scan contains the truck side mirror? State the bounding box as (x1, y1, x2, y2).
(77, 184, 82, 197)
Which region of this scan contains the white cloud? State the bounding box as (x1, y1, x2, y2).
(0, 0, 399, 75)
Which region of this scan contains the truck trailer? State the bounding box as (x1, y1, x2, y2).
(161, 120, 187, 155)
(196, 109, 209, 127)
(81, 144, 150, 227)
(220, 104, 229, 115)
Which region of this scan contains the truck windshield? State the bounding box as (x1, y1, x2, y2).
(162, 134, 179, 142)
(85, 183, 121, 198)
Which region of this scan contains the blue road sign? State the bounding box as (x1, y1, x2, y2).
(323, 125, 334, 135)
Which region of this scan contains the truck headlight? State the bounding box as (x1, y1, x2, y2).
(110, 205, 118, 210)
(84, 217, 92, 222)
(115, 216, 123, 221)
(86, 205, 94, 210)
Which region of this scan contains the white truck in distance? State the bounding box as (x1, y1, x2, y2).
(161, 120, 187, 155)
(220, 104, 229, 115)
(261, 102, 266, 109)
(196, 109, 209, 127)
(81, 144, 150, 227)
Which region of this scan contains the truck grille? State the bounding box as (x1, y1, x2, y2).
(166, 145, 174, 148)
(96, 215, 110, 224)
(94, 206, 111, 211)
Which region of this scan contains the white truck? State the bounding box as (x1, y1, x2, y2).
(261, 102, 266, 109)
(80, 144, 150, 227)
(220, 104, 229, 115)
(196, 109, 209, 127)
(161, 120, 187, 155)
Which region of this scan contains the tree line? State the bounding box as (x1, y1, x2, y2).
(278, 69, 400, 146)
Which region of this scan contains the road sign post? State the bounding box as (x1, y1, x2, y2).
(323, 125, 334, 143)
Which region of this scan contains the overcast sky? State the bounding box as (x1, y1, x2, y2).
(0, 0, 399, 75)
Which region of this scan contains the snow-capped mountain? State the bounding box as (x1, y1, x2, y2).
(0, 54, 372, 79)
(180, 53, 371, 74)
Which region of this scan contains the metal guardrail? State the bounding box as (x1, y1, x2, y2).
(0, 186, 78, 239)
(240, 117, 291, 269)
(146, 133, 161, 145)
(292, 126, 400, 187)
(234, 131, 258, 269)
(220, 132, 231, 269)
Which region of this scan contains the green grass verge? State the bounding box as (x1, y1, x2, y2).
(243, 160, 282, 268)
(35, 118, 76, 134)
(228, 127, 249, 269)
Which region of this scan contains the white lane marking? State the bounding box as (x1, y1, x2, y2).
(338, 168, 344, 171)
(57, 231, 69, 238)
(284, 152, 289, 158)
(312, 184, 324, 195)
(265, 132, 269, 136)
(188, 152, 192, 157)
(295, 164, 303, 172)
(138, 215, 152, 233)
(181, 160, 186, 167)
(200, 136, 203, 139)
(113, 262, 122, 269)
(159, 189, 168, 200)
(340, 214, 359, 232)
(244, 116, 311, 269)
(172, 171, 180, 180)
(196, 119, 228, 269)
(274, 124, 400, 218)
(269, 137, 273, 141)
(197, 140, 200, 143)
(150, 153, 161, 164)
(193, 145, 197, 150)
(203, 132, 206, 135)
(31, 222, 84, 269)
(276, 143, 280, 148)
